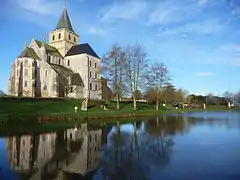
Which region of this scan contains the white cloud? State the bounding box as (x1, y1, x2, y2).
(197, 0, 209, 6)
(17, 0, 62, 15)
(100, 0, 147, 22)
(220, 43, 240, 53)
(196, 72, 216, 76)
(148, 0, 205, 25)
(88, 27, 106, 35)
(158, 18, 225, 36)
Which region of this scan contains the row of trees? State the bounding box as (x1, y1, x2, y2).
(144, 86, 188, 105)
(101, 44, 171, 111)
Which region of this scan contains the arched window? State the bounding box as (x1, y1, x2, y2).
(89, 61, 92, 67)
(68, 34, 71, 40)
(74, 36, 76, 43)
(24, 60, 28, 66)
(52, 35, 55, 41)
(90, 83, 92, 90)
(43, 82, 47, 91)
(95, 63, 97, 68)
(58, 59, 61, 65)
(89, 71, 92, 77)
(95, 72, 97, 79)
(67, 60, 70, 66)
(58, 33, 61, 39)
(24, 81, 28, 88)
(24, 69, 28, 76)
(95, 84, 97, 90)
(45, 70, 48, 77)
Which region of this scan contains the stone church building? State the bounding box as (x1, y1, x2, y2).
(7, 8, 110, 100)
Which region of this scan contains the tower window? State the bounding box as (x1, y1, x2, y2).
(24, 60, 28, 66)
(90, 83, 92, 90)
(95, 84, 97, 90)
(74, 37, 76, 43)
(17, 69, 19, 76)
(90, 61, 91, 67)
(89, 71, 92, 77)
(52, 35, 55, 41)
(24, 69, 28, 76)
(95, 63, 97, 68)
(95, 72, 97, 79)
(47, 55, 51, 63)
(68, 34, 71, 40)
(58, 59, 61, 65)
(67, 60, 70, 66)
(58, 33, 61, 39)
(24, 81, 28, 87)
(45, 70, 48, 77)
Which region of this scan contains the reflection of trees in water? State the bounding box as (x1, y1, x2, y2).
(99, 121, 150, 180)
(143, 116, 175, 167)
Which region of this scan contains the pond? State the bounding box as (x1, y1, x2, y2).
(0, 111, 240, 180)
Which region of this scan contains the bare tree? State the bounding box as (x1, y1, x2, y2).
(148, 62, 170, 111)
(133, 90, 143, 100)
(102, 44, 126, 109)
(65, 86, 77, 97)
(223, 91, 233, 102)
(125, 44, 148, 110)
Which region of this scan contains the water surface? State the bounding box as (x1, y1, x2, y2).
(0, 111, 240, 180)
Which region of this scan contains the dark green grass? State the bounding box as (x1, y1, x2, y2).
(0, 98, 234, 122)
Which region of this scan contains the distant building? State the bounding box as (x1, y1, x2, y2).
(7, 7, 106, 100)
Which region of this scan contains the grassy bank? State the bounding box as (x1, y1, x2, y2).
(0, 98, 234, 122)
(0, 98, 236, 136)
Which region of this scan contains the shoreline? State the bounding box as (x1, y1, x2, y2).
(0, 107, 235, 136)
(0, 106, 233, 124)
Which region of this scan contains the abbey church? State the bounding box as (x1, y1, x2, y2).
(7, 8, 110, 100)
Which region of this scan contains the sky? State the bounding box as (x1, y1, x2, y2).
(1, 0, 240, 96)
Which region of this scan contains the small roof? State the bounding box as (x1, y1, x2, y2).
(56, 8, 75, 33)
(35, 40, 62, 58)
(70, 73, 84, 86)
(18, 47, 39, 59)
(49, 63, 73, 78)
(65, 43, 100, 59)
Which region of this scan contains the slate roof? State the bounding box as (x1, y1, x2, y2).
(49, 63, 73, 78)
(35, 40, 62, 58)
(65, 43, 100, 59)
(56, 8, 75, 33)
(70, 73, 84, 86)
(49, 63, 84, 86)
(18, 47, 39, 59)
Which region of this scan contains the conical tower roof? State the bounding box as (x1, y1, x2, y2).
(56, 8, 75, 33)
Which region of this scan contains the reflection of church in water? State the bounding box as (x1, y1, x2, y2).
(6, 124, 108, 179)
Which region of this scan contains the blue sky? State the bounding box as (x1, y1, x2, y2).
(1, 0, 240, 96)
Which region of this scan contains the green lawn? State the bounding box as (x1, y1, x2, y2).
(0, 98, 233, 123)
(0, 98, 235, 136)
(0, 98, 159, 117)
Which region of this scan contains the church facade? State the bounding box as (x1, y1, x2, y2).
(7, 8, 105, 100)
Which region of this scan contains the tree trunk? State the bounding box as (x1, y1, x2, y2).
(116, 93, 120, 109)
(156, 78, 159, 111)
(156, 87, 159, 111)
(133, 97, 137, 111)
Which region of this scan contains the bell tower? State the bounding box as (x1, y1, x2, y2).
(49, 7, 79, 56)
